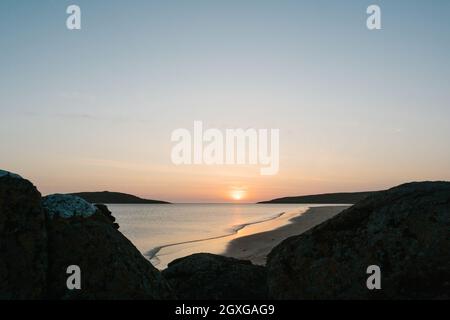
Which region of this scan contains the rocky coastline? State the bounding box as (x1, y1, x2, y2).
(1, 170, 448, 300)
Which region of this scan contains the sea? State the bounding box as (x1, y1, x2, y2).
(109, 203, 318, 269)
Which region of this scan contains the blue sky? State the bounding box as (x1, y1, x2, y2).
(1, 0, 449, 202)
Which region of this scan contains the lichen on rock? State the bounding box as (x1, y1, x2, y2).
(42, 194, 97, 219)
(1, 176, 173, 300)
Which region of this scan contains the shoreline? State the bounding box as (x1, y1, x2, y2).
(147, 210, 289, 268)
(137, 205, 348, 270)
(223, 205, 349, 265)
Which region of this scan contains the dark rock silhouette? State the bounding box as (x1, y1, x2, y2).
(267, 182, 450, 299)
(0, 171, 173, 300)
(2, 169, 449, 300)
(0, 173, 48, 299)
(162, 253, 268, 300)
(95, 203, 120, 229)
(43, 194, 173, 299)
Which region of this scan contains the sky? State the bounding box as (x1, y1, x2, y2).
(1, 0, 449, 202)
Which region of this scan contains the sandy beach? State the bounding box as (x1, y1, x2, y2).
(224, 206, 349, 265)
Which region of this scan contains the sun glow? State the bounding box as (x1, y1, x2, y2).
(230, 189, 246, 201)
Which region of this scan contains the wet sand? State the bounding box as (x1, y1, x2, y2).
(223, 206, 349, 265)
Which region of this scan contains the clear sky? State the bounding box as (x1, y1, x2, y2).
(1, 0, 449, 202)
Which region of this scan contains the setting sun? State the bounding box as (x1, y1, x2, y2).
(230, 189, 246, 201)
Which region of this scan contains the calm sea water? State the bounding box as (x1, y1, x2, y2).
(109, 203, 310, 269)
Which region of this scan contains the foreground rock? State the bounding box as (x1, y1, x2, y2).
(95, 203, 120, 229)
(267, 182, 450, 299)
(0, 170, 173, 300)
(44, 194, 173, 299)
(0, 172, 47, 299)
(163, 253, 268, 300)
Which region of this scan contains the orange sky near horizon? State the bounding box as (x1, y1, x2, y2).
(6, 153, 449, 203)
(1, 2, 450, 203)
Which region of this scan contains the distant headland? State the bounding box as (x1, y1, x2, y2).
(258, 191, 376, 204)
(69, 191, 171, 204)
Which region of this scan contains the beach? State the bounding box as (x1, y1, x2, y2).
(109, 203, 309, 269)
(110, 204, 349, 269)
(224, 206, 349, 265)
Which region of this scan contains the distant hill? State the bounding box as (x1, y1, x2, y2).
(69, 191, 170, 204)
(258, 191, 377, 204)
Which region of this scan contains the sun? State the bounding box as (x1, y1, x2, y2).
(230, 189, 246, 201)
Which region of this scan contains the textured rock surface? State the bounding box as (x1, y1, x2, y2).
(163, 253, 268, 300)
(43, 194, 97, 219)
(267, 182, 450, 299)
(0, 172, 173, 300)
(45, 195, 173, 299)
(0, 174, 47, 299)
